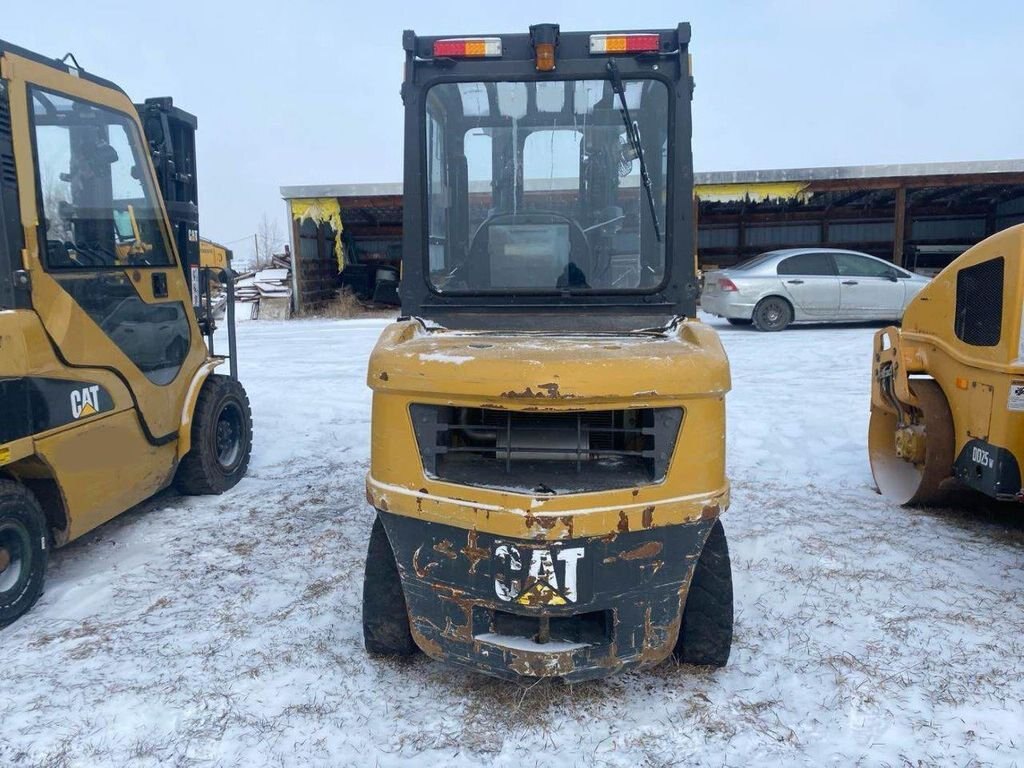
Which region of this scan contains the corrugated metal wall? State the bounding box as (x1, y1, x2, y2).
(910, 218, 987, 241)
(697, 191, 1024, 266)
(827, 221, 894, 244)
(996, 195, 1024, 230)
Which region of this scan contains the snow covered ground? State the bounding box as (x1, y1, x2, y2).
(3, 315, 1023, 767)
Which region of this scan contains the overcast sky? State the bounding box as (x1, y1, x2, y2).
(6, 0, 1022, 259)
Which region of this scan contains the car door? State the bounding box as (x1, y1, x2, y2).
(833, 253, 905, 320)
(776, 252, 841, 318)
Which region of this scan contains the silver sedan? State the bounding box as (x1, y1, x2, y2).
(700, 248, 930, 331)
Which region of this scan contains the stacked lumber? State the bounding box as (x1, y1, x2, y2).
(234, 252, 294, 319)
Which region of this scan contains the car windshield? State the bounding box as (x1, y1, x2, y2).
(425, 79, 670, 294)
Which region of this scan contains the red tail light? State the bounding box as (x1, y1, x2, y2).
(433, 37, 502, 58)
(718, 278, 739, 292)
(589, 33, 661, 54)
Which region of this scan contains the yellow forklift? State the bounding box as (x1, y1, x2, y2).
(870, 224, 1024, 505)
(0, 42, 252, 626)
(362, 24, 734, 681)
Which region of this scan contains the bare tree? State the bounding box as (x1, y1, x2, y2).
(43, 181, 73, 242)
(253, 213, 283, 270)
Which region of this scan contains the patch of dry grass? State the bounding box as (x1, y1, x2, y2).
(295, 287, 395, 320)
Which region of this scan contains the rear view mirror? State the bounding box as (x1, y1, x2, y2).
(885, 267, 900, 282)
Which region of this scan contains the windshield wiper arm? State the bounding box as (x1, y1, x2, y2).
(607, 59, 662, 243)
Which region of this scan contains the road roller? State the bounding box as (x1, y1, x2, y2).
(869, 223, 1024, 505)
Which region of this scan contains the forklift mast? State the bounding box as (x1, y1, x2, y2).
(135, 99, 199, 287)
(135, 97, 237, 377)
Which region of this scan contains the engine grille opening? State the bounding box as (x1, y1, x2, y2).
(410, 404, 682, 493)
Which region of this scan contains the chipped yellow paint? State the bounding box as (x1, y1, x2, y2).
(366, 317, 731, 540)
(290, 197, 345, 270)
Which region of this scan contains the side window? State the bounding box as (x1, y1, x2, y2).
(32, 88, 172, 270)
(426, 110, 447, 273)
(464, 128, 492, 236)
(955, 257, 1003, 347)
(834, 253, 894, 278)
(777, 253, 835, 276)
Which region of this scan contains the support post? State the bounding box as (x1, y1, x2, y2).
(892, 186, 907, 267)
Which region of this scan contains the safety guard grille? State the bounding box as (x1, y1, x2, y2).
(410, 404, 683, 494)
(955, 256, 1004, 347)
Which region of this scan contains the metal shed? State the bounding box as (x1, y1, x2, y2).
(281, 158, 1024, 309)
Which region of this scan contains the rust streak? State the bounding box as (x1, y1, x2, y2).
(619, 541, 664, 561)
(433, 539, 458, 560)
(411, 545, 439, 578)
(700, 503, 721, 521)
(409, 623, 444, 659)
(442, 616, 474, 643)
(500, 381, 572, 400)
(524, 510, 558, 530)
(641, 505, 655, 529)
(508, 650, 576, 678)
(461, 530, 488, 575)
(617, 511, 630, 533)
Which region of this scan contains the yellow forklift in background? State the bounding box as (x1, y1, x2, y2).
(870, 224, 1024, 505)
(0, 41, 252, 626)
(362, 24, 734, 681)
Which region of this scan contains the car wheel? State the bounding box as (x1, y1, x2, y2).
(752, 297, 793, 332)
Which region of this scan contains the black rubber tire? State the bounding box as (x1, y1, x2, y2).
(727, 318, 753, 326)
(674, 519, 733, 667)
(362, 515, 418, 656)
(175, 374, 253, 495)
(752, 296, 793, 332)
(0, 481, 48, 629)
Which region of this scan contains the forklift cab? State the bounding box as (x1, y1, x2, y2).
(399, 24, 699, 332)
(0, 41, 250, 628)
(363, 25, 734, 683)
